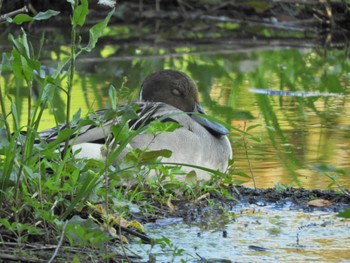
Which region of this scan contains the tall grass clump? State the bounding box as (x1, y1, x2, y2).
(0, 1, 241, 261)
(0, 1, 140, 261)
(0, 1, 227, 261)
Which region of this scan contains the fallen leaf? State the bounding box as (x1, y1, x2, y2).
(167, 197, 175, 212)
(307, 199, 332, 207)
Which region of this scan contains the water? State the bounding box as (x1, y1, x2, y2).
(133, 205, 350, 262)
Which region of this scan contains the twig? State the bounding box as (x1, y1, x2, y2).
(47, 220, 68, 263)
(0, 253, 46, 263)
(0, 6, 28, 22)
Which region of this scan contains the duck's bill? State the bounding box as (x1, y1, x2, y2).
(192, 103, 229, 136)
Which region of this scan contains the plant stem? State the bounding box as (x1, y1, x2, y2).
(62, 1, 78, 172)
(64, 2, 78, 147)
(243, 121, 257, 189)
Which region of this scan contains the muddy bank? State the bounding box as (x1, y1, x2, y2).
(1, 186, 348, 263)
(139, 186, 350, 225)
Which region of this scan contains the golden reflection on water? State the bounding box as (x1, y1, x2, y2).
(229, 93, 350, 189)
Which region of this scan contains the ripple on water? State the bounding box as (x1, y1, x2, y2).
(132, 205, 350, 262)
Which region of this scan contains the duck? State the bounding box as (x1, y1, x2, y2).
(38, 70, 232, 182)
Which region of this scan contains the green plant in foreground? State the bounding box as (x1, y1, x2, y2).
(0, 1, 239, 261)
(309, 164, 349, 196)
(0, 0, 121, 260)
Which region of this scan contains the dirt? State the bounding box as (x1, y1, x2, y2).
(1, 186, 349, 262)
(131, 186, 350, 227)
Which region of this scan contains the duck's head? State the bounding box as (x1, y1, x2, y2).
(140, 70, 229, 136)
(140, 70, 198, 113)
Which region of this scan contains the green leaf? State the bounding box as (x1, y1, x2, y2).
(11, 48, 23, 81)
(12, 14, 33, 24)
(10, 102, 20, 131)
(11, 10, 60, 25)
(140, 149, 172, 164)
(108, 85, 117, 110)
(60, 171, 100, 219)
(111, 123, 129, 142)
(73, 0, 88, 26)
(47, 129, 74, 148)
(20, 53, 34, 81)
(146, 120, 182, 135)
(72, 108, 82, 126)
(84, 8, 114, 52)
(33, 10, 60, 20)
(10, 32, 40, 81)
(337, 208, 350, 218)
(0, 218, 11, 229)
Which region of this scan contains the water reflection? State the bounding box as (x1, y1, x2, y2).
(133, 205, 350, 262)
(2, 40, 350, 189)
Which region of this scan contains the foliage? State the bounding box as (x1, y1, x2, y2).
(0, 1, 145, 261)
(0, 1, 240, 261)
(1, 0, 349, 261)
(309, 164, 350, 196)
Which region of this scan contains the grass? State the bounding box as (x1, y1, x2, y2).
(2, 1, 349, 262)
(0, 2, 240, 261)
(0, 2, 141, 261)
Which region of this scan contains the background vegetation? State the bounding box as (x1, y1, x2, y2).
(0, 0, 349, 262)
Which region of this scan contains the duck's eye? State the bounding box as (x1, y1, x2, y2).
(171, 88, 182, 96)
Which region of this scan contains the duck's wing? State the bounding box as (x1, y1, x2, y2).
(36, 109, 114, 145)
(191, 103, 229, 136)
(36, 102, 176, 146)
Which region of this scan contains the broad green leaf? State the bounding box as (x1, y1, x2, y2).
(73, 0, 88, 26)
(9, 33, 40, 79)
(84, 8, 114, 52)
(9, 34, 26, 58)
(10, 102, 19, 131)
(140, 149, 172, 163)
(0, 218, 11, 229)
(20, 29, 30, 58)
(111, 123, 129, 142)
(20, 54, 33, 81)
(108, 85, 117, 110)
(11, 10, 60, 25)
(72, 108, 82, 125)
(47, 129, 74, 148)
(11, 48, 23, 80)
(33, 10, 60, 20)
(146, 120, 182, 135)
(12, 14, 33, 24)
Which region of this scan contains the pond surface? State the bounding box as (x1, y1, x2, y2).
(134, 205, 350, 262)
